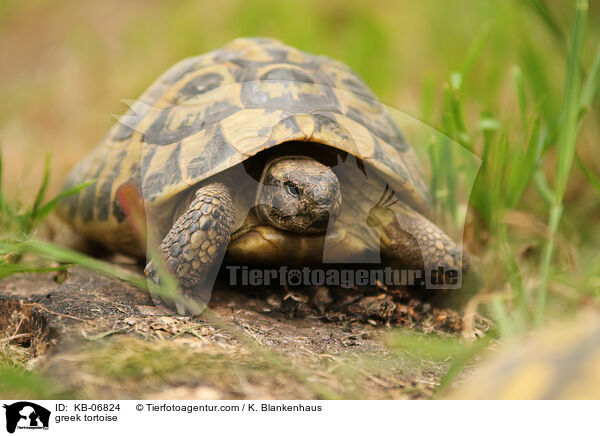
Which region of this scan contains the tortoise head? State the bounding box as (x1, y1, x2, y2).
(256, 156, 342, 234)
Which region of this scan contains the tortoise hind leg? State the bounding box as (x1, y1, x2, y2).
(367, 201, 465, 287)
(145, 182, 235, 309)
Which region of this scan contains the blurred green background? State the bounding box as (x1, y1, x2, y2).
(0, 0, 596, 195)
(1, 0, 600, 399)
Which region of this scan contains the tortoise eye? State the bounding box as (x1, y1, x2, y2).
(286, 183, 300, 197)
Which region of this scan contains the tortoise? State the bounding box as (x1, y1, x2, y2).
(58, 37, 464, 301)
(449, 312, 600, 400)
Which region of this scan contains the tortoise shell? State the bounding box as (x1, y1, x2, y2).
(449, 313, 600, 400)
(59, 38, 428, 253)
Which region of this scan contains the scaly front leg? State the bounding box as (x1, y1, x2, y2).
(145, 182, 235, 309)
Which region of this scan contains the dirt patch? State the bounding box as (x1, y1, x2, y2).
(0, 300, 55, 356)
(0, 266, 482, 399)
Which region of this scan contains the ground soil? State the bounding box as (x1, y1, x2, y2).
(0, 265, 485, 399)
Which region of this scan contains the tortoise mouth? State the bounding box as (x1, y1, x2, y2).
(265, 209, 336, 234)
(302, 211, 335, 233)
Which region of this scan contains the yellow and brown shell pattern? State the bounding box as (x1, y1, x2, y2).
(58, 37, 428, 253)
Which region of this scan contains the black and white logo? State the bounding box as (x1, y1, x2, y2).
(3, 402, 50, 434)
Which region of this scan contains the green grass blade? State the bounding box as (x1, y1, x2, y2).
(29, 154, 51, 225)
(507, 115, 541, 207)
(0, 239, 148, 289)
(33, 180, 95, 220)
(533, 169, 555, 204)
(421, 74, 435, 125)
(576, 153, 600, 196)
(385, 330, 464, 361)
(459, 23, 492, 80)
(447, 73, 471, 150)
(512, 66, 529, 129)
(0, 263, 70, 280)
(0, 148, 4, 216)
(553, 0, 587, 200)
(0, 366, 71, 399)
(385, 330, 494, 398)
(435, 334, 494, 397)
(536, 0, 588, 325)
(579, 42, 600, 109)
(113, 182, 207, 315)
(525, 0, 566, 45)
(520, 43, 558, 123)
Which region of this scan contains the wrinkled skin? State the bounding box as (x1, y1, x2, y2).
(255, 156, 342, 234)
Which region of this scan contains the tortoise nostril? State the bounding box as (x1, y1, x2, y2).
(311, 185, 337, 207)
(314, 195, 331, 206)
